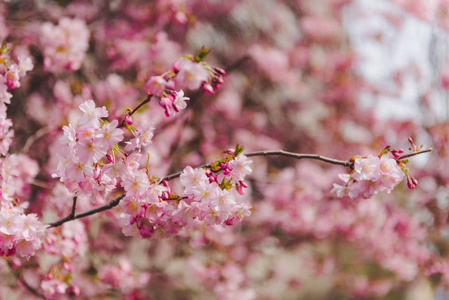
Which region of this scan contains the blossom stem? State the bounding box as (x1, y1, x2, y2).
(119, 94, 153, 127)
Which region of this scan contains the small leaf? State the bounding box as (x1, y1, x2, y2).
(220, 178, 232, 190)
(194, 46, 210, 62)
(234, 143, 244, 157)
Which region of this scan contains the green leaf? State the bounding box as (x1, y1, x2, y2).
(194, 46, 210, 62)
(234, 143, 244, 157)
(220, 178, 232, 190)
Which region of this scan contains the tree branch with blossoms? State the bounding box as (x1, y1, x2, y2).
(46, 145, 432, 228)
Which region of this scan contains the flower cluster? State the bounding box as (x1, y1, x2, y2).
(332, 154, 405, 200)
(40, 17, 90, 73)
(118, 149, 253, 240)
(0, 46, 33, 155)
(53, 100, 124, 200)
(98, 258, 151, 296)
(176, 152, 253, 227)
(145, 49, 225, 117)
(0, 209, 45, 258)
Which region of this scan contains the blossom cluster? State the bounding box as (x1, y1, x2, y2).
(98, 258, 151, 296)
(0, 209, 45, 258)
(145, 50, 225, 117)
(118, 151, 253, 240)
(0, 47, 33, 155)
(53, 100, 125, 201)
(177, 153, 253, 226)
(332, 154, 405, 200)
(40, 17, 90, 73)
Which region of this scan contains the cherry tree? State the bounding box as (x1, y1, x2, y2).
(0, 0, 447, 299)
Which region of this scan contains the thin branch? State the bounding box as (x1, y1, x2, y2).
(47, 197, 77, 228)
(21, 126, 52, 154)
(119, 94, 153, 127)
(244, 150, 353, 167)
(396, 148, 432, 160)
(47, 195, 124, 228)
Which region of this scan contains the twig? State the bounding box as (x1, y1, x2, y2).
(47, 195, 124, 228)
(245, 150, 352, 167)
(396, 148, 432, 161)
(119, 94, 153, 127)
(47, 197, 77, 228)
(21, 126, 52, 154)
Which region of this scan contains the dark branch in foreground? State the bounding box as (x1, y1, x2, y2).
(47, 195, 125, 228)
(46, 148, 431, 228)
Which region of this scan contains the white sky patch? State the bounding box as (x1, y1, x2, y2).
(344, 0, 448, 122)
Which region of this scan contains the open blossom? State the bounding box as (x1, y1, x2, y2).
(124, 125, 154, 152)
(145, 75, 167, 96)
(78, 99, 108, 128)
(0, 76, 12, 104)
(226, 154, 253, 182)
(173, 89, 189, 112)
(17, 56, 33, 76)
(174, 58, 209, 90)
(5, 64, 20, 89)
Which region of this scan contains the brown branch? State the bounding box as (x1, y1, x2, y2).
(119, 94, 153, 127)
(47, 195, 125, 228)
(244, 150, 353, 167)
(396, 148, 432, 161)
(47, 197, 77, 228)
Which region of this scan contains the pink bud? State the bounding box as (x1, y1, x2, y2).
(214, 67, 226, 75)
(173, 61, 180, 72)
(125, 115, 133, 125)
(106, 154, 113, 163)
(202, 82, 215, 94)
(68, 286, 80, 296)
(63, 261, 72, 271)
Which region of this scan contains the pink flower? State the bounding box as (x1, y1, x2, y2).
(124, 125, 155, 152)
(41, 279, 69, 299)
(180, 166, 208, 193)
(175, 58, 209, 90)
(173, 89, 189, 112)
(78, 100, 108, 128)
(5, 64, 20, 89)
(0, 76, 12, 104)
(97, 120, 124, 148)
(17, 56, 33, 77)
(145, 75, 167, 96)
(121, 169, 151, 197)
(352, 156, 381, 182)
(378, 156, 404, 193)
(226, 154, 253, 182)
